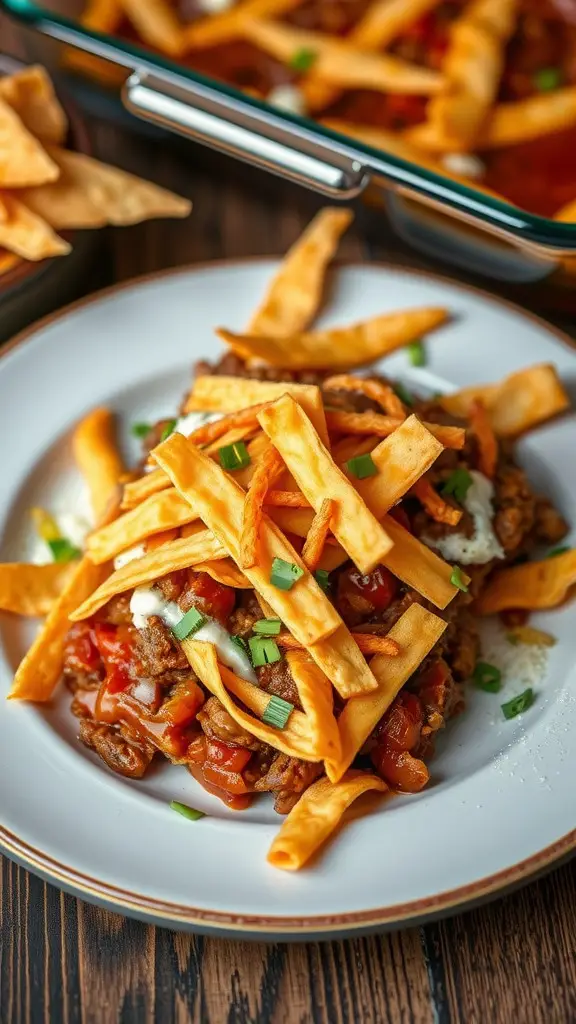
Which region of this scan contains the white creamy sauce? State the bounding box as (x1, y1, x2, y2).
(441, 152, 486, 180)
(197, 0, 234, 10)
(113, 543, 147, 570)
(267, 84, 307, 116)
(174, 410, 224, 437)
(424, 470, 505, 566)
(129, 585, 256, 683)
(56, 512, 92, 550)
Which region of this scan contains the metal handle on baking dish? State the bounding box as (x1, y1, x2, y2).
(123, 71, 370, 199)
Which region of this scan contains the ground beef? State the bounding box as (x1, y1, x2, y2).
(136, 615, 189, 676)
(197, 696, 261, 750)
(493, 462, 537, 554)
(254, 753, 323, 814)
(443, 609, 479, 682)
(95, 593, 133, 626)
(257, 659, 303, 710)
(79, 719, 155, 778)
(227, 592, 262, 637)
(156, 570, 187, 602)
(532, 496, 568, 546)
(194, 351, 325, 387)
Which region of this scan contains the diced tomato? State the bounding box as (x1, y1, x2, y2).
(372, 747, 430, 792)
(389, 505, 412, 533)
(159, 680, 205, 726)
(206, 739, 252, 773)
(202, 763, 249, 795)
(183, 571, 235, 625)
(186, 733, 207, 765)
(63, 622, 102, 675)
(93, 622, 142, 693)
(371, 692, 429, 791)
(345, 565, 398, 612)
(188, 762, 252, 810)
(377, 692, 423, 752)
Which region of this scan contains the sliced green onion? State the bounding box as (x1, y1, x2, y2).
(230, 634, 250, 657)
(533, 67, 562, 92)
(249, 636, 281, 667)
(546, 545, 571, 558)
(501, 688, 534, 720)
(170, 800, 205, 821)
(160, 418, 177, 443)
(441, 468, 473, 504)
(472, 661, 502, 693)
(450, 565, 468, 592)
(393, 382, 414, 407)
(218, 440, 251, 471)
(270, 556, 304, 591)
(171, 607, 206, 641)
(252, 618, 282, 636)
(262, 694, 294, 729)
(407, 340, 426, 366)
(289, 46, 317, 72)
(346, 452, 378, 479)
(48, 537, 81, 563)
(313, 569, 331, 592)
(131, 422, 151, 439)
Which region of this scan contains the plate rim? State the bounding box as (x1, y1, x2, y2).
(1, 257, 575, 936)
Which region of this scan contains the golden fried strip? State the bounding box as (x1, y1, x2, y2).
(0, 562, 77, 617)
(119, 0, 186, 56)
(469, 399, 497, 478)
(324, 373, 406, 418)
(301, 498, 335, 571)
(0, 195, 70, 261)
(0, 96, 59, 188)
(353, 416, 444, 511)
(439, 364, 569, 437)
(278, 632, 400, 656)
(185, 0, 305, 49)
(481, 86, 576, 149)
(285, 650, 341, 763)
(88, 489, 197, 564)
(267, 771, 387, 871)
(326, 410, 465, 450)
(193, 559, 253, 589)
(241, 443, 285, 568)
(73, 407, 125, 521)
(474, 550, 576, 614)
(0, 65, 67, 145)
(412, 478, 463, 526)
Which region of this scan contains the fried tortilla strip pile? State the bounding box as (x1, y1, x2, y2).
(185, 0, 305, 49)
(73, 407, 125, 520)
(0, 66, 67, 145)
(474, 550, 576, 614)
(88, 489, 198, 564)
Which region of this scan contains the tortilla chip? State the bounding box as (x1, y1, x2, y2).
(285, 650, 341, 763)
(439, 364, 570, 437)
(244, 207, 352, 337)
(0, 96, 59, 188)
(71, 530, 227, 620)
(326, 409, 465, 449)
(8, 556, 107, 700)
(301, 498, 334, 570)
(241, 442, 284, 568)
(240, 20, 443, 95)
(73, 407, 125, 521)
(0, 66, 67, 145)
(267, 771, 387, 870)
(259, 395, 393, 574)
(186, 0, 305, 48)
(326, 604, 447, 782)
(469, 399, 497, 478)
(351, 416, 444, 513)
(184, 639, 326, 760)
(0, 195, 70, 261)
(0, 561, 77, 616)
(218, 307, 448, 370)
(88, 488, 197, 564)
(119, 0, 186, 55)
(185, 376, 330, 444)
(265, 490, 310, 507)
(474, 550, 576, 614)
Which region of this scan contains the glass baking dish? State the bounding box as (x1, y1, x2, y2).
(5, 0, 576, 297)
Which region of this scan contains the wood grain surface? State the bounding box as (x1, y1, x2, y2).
(0, 18, 575, 1024)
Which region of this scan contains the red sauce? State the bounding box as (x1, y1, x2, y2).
(184, 571, 236, 625)
(345, 565, 398, 612)
(63, 622, 101, 675)
(371, 692, 429, 792)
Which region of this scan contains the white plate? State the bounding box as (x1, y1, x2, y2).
(1, 262, 575, 939)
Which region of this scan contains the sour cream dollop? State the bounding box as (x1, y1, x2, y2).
(423, 470, 505, 566)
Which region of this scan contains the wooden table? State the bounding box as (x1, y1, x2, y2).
(1, 21, 576, 1023)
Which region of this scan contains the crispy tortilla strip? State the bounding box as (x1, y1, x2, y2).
(480, 86, 576, 149)
(351, 416, 444, 511)
(241, 442, 285, 569)
(412, 478, 462, 526)
(245, 208, 352, 337)
(155, 434, 379, 695)
(73, 407, 124, 521)
(80, 0, 123, 32)
(241, 20, 443, 96)
(469, 399, 497, 478)
(331, 434, 379, 464)
(326, 409, 465, 450)
(183, 639, 327, 760)
(119, 0, 186, 56)
(218, 307, 448, 371)
(153, 432, 341, 645)
(303, 0, 444, 112)
(265, 490, 310, 507)
(70, 530, 226, 620)
(439, 364, 570, 437)
(0, 66, 67, 145)
(0, 195, 70, 261)
(324, 374, 406, 418)
(8, 557, 107, 700)
(285, 651, 341, 761)
(258, 395, 393, 574)
(326, 605, 447, 782)
(0, 561, 77, 616)
(88, 489, 197, 564)
(474, 551, 576, 614)
(301, 498, 334, 570)
(122, 468, 169, 509)
(193, 558, 252, 588)
(186, 0, 304, 48)
(185, 376, 330, 444)
(279, 632, 400, 656)
(418, 0, 519, 151)
(0, 96, 59, 188)
(267, 771, 387, 870)
(0, 248, 20, 275)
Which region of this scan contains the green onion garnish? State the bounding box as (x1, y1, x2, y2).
(171, 607, 206, 641)
(407, 340, 426, 366)
(501, 688, 534, 720)
(262, 694, 294, 729)
(289, 47, 317, 72)
(270, 556, 304, 591)
(393, 382, 414, 407)
(253, 618, 282, 636)
(442, 468, 473, 504)
(170, 800, 205, 821)
(345, 452, 378, 479)
(472, 661, 502, 693)
(249, 636, 281, 667)
(547, 545, 570, 558)
(450, 565, 468, 592)
(160, 418, 177, 443)
(131, 422, 151, 439)
(218, 441, 251, 471)
(48, 538, 81, 563)
(533, 67, 562, 92)
(313, 569, 331, 592)
(230, 634, 250, 656)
